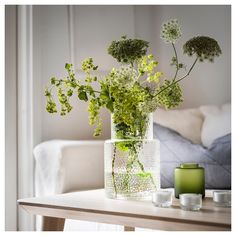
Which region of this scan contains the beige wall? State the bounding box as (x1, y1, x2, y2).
(33, 5, 231, 142)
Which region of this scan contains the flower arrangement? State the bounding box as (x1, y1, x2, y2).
(45, 19, 221, 139)
(45, 19, 222, 199)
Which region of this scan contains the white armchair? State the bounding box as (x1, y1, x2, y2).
(33, 140, 124, 231)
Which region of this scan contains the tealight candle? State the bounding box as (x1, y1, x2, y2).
(213, 190, 231, 207)
(179, 193, 202, 211)
(152, 190, 172, 208)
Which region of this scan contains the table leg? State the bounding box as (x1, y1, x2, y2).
(42, 216, 65, 231)
(124, 226, 135, 231)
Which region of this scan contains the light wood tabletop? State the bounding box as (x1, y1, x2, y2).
(18, 189, 231, 231)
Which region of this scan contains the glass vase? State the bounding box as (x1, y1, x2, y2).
(104, 113, 160, 200)
(110, 113, 153, 140)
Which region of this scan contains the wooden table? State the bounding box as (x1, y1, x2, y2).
(18, 189, 231, 231)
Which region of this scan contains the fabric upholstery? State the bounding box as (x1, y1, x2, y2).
(153, 107, 204, 144)
(153, 123, 231, 189)
(200, 103, 231, 147)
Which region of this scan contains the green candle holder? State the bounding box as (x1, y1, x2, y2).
(174, 163, 205, 198)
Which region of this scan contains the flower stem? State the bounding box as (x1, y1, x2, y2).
(174, 57, 198, 83)
(136, 159, 156, 190)
(112, 146, 117, 196)
(127, 141, 157, 191)
(53, 79, 101, 94)
(172, 43, 179, 81)
(154, 57, 198, 97)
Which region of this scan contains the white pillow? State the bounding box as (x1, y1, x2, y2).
(153, 108, 204, 144)
(200, 103, 231, 148)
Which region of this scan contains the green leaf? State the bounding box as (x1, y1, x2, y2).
(44, 88, 50, 96)
(116, 142, 129, 152)
(78, 91, 88, 101)
(56, 81, 61, 87)
(50, 77, 56, 85)
(100, 90, 109, 100)
(106, 100, 114, 112)
(67, 89, 73, 97)
(100, 82, 110, 100)
(78, 85, 85, 91)
(137, 172, 152, 178)
(65, 63, 71, 70)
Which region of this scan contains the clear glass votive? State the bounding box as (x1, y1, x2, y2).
(152, 190, 172, 208)
(213, 190, 231, 207)
(179, 193, 202, 211)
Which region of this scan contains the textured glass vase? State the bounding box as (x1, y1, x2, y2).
(104, 114, 160, 200)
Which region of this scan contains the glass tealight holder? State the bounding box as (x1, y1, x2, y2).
(152, 190, 172, 208)
(179, 193, 202, 211)
(213, 190, 231, 207)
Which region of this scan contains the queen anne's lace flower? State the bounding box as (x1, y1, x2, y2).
(161, 19, 182, 43)
(108, 36, 149, 65)
(109, 66, 138, 89)
(183, 36, 222, 62)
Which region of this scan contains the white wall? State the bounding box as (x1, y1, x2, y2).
(33, 5, 231, 142)
(5, 5, 17, 231)
(152, 5, 231, 108)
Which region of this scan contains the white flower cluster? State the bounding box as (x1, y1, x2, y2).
(110, 66, 139, 89)
(161, 19, 182, 44)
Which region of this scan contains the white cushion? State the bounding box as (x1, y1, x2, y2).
(200, 103, 231, 147)
(153, 108, 204, 144)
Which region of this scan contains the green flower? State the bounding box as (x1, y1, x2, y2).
(157, 80, 183, 109)
(161, 19, 182, 44)
(183, 36, 222, 62)
(108, 35, 149, 65)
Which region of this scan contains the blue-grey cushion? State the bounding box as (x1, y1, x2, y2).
(153, 123, 231, 189)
